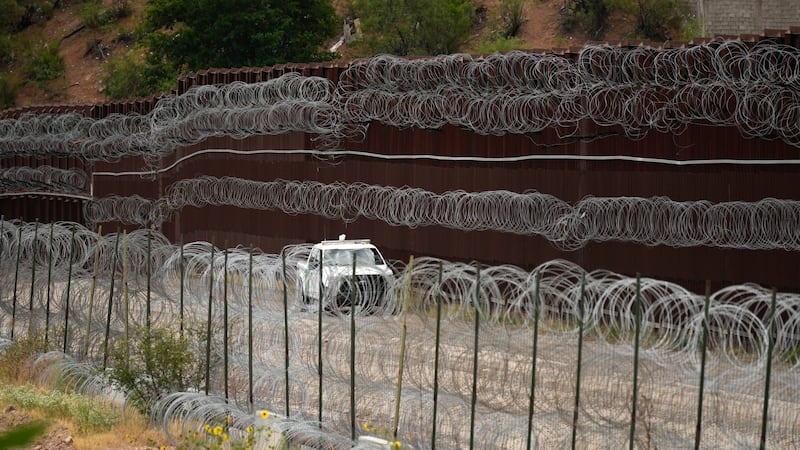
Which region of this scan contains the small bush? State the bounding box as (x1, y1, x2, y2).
(79, 0, 110, 29)
(0, 333, 49, 382)
(500, 0, 526, 38)
(678, 13, 704, 41)
(102, 51, 153, 99)
(559, 0, 607, 38)
(0, 73, 18, 109)
(108, 0, 133, 20)
(25, 41, 64, 81)
(105, 326, 207, 416)
(606, 0, 692, 40)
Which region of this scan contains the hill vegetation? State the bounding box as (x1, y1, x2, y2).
(0, 0, 699, 109)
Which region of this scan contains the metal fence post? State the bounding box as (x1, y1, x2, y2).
(62, 226, 76, 354)
(431, 261, 443, 450)
(759, 288, 778, 449)
(694, 280, 711, 449)
(571, 272, 586, 450)
(469, 264, 481, 450)
(103, 230, 120, 368)
(205, 245, 214, 396)
(629, 274, 642, 449)
(44, 223, 54, 346)
(526, 270, 541, 450)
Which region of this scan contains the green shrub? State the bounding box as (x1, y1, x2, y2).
(102, 51, 153, 99)
(105, 326, 207, 416)
(678, 13, 704, 41)
(0, 73, 17, 109)
(79, 0, 110, 29)
(500, 0, 527, 38)
(559, 0, 607, 38)
(607, 0, 692, 40)
(25, 41, 64, 81)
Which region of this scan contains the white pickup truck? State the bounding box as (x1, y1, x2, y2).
(295, 235, 394, 312)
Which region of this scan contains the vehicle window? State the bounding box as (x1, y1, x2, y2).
(324, 248, 384, 266)
(369, 248, 385, 265)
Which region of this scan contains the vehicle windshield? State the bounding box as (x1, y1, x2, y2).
(324, 248, 385, 266)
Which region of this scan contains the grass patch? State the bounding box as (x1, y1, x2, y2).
(0, 384, 119, 434)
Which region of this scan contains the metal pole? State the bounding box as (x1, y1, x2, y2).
(44, 223, 54, 346)
(431, 261, 443, 450)
(122, 230, 130, 362)
(317, 249, 324, 427)
(179, 240, 185, 337)
(249, 246, 255, 414)
(282, 249, 290, 418)
(11, 223, 22, 339)
(350, 257, 357, 442)
(571, 272, 586, 450)
(469, 264, 481, 450)
(694, 280, 711, 450)
(628, 274, 642, 449)
(84, 225, 102, 360)
(62, 226, 76, 354)
(526, 270, 541, 450)
(223, 244, 229, 401)
(205, 245, 214, 396)
(103, 230, 120, 368)
(27, 220, 39, 337)
(759, 288, 778, 449)
(393, 256, 414, 441)
(145, 227, 152, 335)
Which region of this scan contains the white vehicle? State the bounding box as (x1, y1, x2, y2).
(296, 235, 394, 312)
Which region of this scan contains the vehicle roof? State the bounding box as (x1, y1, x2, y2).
(313, 239, 377, 250)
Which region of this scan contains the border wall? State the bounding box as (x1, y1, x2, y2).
(2, 30, 800, 293)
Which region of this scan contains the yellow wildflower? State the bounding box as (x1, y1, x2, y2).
(223, 433, 229, 442)
(246, 426, 254, 434)
(393, 441, 401, 448)
(363, 423, 370, 431)
(204, 424, 212, 433)
(260, 410, 270, 419)
(213, 425, 223, 436)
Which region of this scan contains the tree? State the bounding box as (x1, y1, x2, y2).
(352, 0, 475, 56)
(141, 0, 338, 73)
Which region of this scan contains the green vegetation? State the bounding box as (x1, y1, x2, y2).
(79, 0, 132, 30)
(105, 326, 207, 416)
(499, 0, 527, 38)
(0, 420, 48, 449)
(560, 0, 693, 40)
(0, 384, 120, 434)
(24, 40, 64, 82)
(351, 0, 475, 56)
(559, 0, 608, 38)
(102, 51, 153, 99)
(472, 36, 527, 54)
(141, 0, 337, 73)
(0, 72, 18, 109)
(606, 0, 693, 40)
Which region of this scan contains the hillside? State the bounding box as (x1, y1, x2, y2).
(9, 0, 643, 108)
